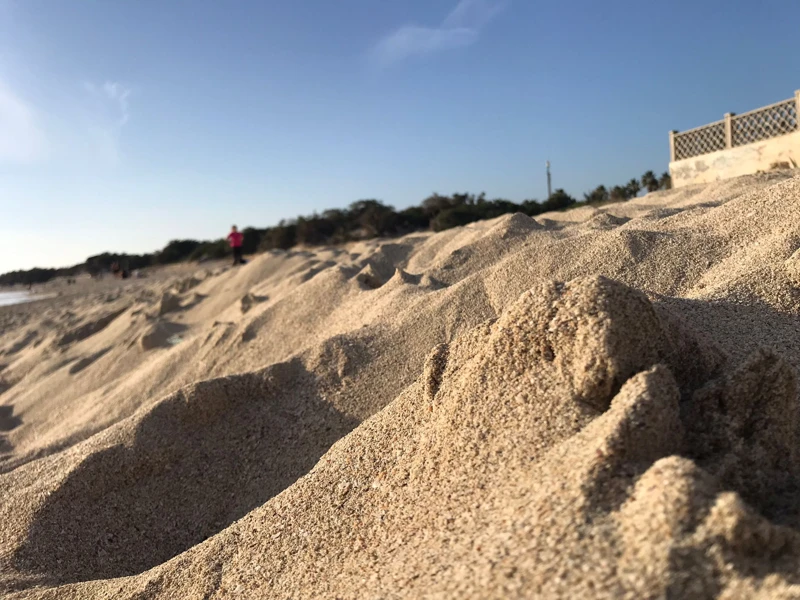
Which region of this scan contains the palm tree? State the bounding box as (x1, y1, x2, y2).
(658, 172, 672, 190)
(610, 185, 627, 202)
(641, 171, 659, 193)
(626, 178, 641, 199)
(583, 185, 609, 204)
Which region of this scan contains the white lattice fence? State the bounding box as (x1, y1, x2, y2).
(673, 120, 726, 160)
(671, 91, 800, 162)
(731, 98, 798, 146)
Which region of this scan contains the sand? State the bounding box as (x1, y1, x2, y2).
(1, 170, 800, 598)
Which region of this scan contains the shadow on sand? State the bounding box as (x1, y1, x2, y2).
(14, 359, 358, 584)
(0, 404, 22, 455)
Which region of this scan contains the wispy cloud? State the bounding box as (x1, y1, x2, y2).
(0, 5, 133, 168)
(83, 80, 133, 164)
(443, 0, 507, 29)
(0, 79, 48, 163)
(101, 81, 131, 125)
(372, 0, 508, 67)
(84, 80, 132, 126)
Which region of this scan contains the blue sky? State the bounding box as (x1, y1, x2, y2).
(1, 0, 799, 273)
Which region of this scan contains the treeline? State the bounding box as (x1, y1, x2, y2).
(582, 170, 672, 204)
(0, 170, 672, 287)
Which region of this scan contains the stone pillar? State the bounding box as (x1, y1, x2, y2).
(669, 130, 676, 162)
(796, 90, 800, 129)
(724, 113, 734, 148)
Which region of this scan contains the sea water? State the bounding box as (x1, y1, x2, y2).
(0, 291, 50, 307)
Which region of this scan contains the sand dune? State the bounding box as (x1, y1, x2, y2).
(1, 170, 800, 598)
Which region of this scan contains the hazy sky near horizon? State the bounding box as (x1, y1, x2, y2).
(1, 0, 799, 273)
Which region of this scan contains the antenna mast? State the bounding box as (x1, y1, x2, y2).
(546, 160, 552, 199)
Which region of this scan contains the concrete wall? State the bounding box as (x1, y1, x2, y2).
(669, 130, 800, 188)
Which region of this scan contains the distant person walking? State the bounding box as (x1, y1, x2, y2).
(227, 225, 245, 266)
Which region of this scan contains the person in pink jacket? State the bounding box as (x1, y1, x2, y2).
(227, 225, 245, 266)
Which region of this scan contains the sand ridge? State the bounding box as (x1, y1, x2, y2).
(0, 170, 799, 597)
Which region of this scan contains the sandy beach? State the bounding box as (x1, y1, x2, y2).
(1, 170, 800, 598)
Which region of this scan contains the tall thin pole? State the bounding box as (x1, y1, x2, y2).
(546, 160, 552, 199)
